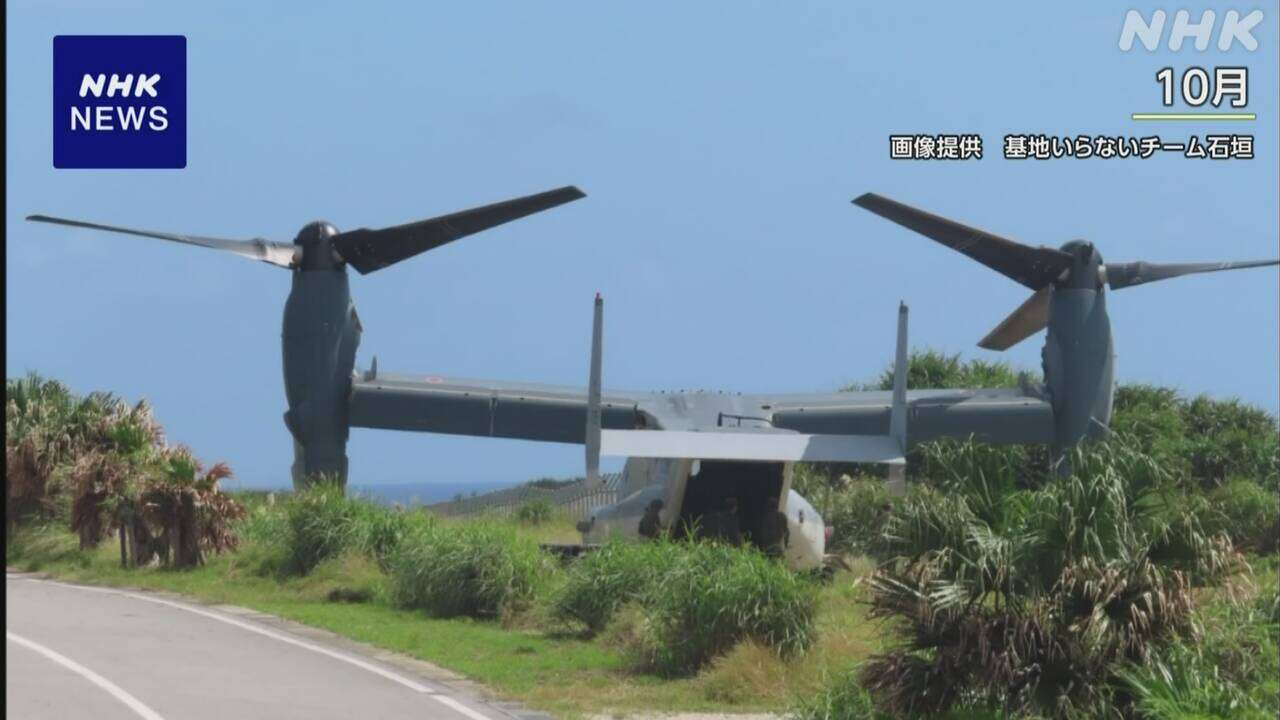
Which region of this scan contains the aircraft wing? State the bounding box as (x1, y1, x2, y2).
(348, 370, 643, 443)
(350, 298, 1052, 450)
(600, 428, 906, 463)
(350, 372, 1055, 448)
(755, 387, 1056, 446)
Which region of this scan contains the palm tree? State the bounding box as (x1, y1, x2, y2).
(859, 439, 1236, 718)
(5, 373, 115, 537)
(141, 446, 242, 568)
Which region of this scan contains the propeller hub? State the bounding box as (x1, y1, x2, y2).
(294, 221, 341, 270)
(294, 221, 338, 245)
(1057, 239, 1104, 290)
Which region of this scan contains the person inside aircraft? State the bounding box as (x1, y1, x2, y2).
(706, 496, 742, 546)
(639, 499, 664, 539)
(758, 495, 789, 558)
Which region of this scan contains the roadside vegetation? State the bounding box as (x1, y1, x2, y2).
(790, 351, 1278, 719)
(7, 359, 1278, 719)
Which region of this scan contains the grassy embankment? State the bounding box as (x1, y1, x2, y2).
(11, 514, 1277, 719)
(7, 506, 885, 718)
(8, 358, 1279, 719)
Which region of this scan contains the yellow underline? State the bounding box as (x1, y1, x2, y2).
(1131, 113, 1256, 121)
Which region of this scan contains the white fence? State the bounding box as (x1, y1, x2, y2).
(426, 474, 623, 521)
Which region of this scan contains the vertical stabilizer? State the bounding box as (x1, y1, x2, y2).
(887, 302, 909, 495)
(889, 302, 908, 450)
(585, 294, 603, 484)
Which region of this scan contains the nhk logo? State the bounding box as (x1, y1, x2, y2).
(74, 74, 169, 131)
(1118, 9, 1263, 51)
(53, 36, 186, 169)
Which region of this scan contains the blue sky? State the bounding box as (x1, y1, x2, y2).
(7, 2, 1278, 489)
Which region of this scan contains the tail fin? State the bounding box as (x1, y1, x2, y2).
(887, 302, 909, 495)
(585, 294, 603, 485)
(889, 302, 908, 451)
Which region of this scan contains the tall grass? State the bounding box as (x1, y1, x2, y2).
(790, 668, 887, 720)
(1205, 478, 1280, 554)
(550, 538, 678, 633)
(792, 470, 894, 557)
(276, 482, 424, 575)
(386, 519, 551, 619)
(1118, 582, 1280, 720)
(6, 523, 90, 571)
(636, 542, 817, 676)
(550, 537, 820, 674)
(280, 482, 372, 574)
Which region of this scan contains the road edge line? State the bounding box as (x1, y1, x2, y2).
(7, 629, 168, 720)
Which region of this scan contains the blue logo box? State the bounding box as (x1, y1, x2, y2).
(53, 35, 186, 169)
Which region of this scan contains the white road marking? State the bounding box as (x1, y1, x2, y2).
(12, 573, 509, 717)
(12, 576, 499, 720)
(19, 577, 433, 693)
(7, 630, 167, 720)
(428, 693, 497, 720)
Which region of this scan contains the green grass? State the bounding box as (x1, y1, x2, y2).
(387, 519, 552, 619)
(550, 539, 680, 634)
(6, 521, 882, 718)
(11, 367, 1277, 719)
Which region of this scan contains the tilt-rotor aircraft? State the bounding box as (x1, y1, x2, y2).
(28, 191, 1278, 569)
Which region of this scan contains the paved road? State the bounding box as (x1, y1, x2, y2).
(6, 573, 534, 720)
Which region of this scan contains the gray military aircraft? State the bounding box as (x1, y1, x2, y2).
(27, 191, 1278, 569)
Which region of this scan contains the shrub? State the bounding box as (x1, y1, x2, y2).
(870, 350, 1019, 393)
(1112, 386, 1279, 490)
(917, 439, 1032, 528)
(5, 374, 116, 534)
(1118, 642, 1274, 720)
(791, 667, 886, 720)
(550, 539, 677, 633)
(597, 601, 647, 652)
(793, 667, 1010, 720)
(5, 524, 89, 571)
(354, 506, 418, 570)
(387, 520, 550, 619)
(1118, 589, 1279, 720)
(808, 477, 889, 558)
(138, 446, 245, 568)
(281, 482, 371, 575)
(552, 538, 820, 671)
(1182, 396, 1279, 486)
(1111, 384, 1191, 474)
(1206, 479, 1279, 554)
(860, 440, 1223, 717)
(237, 496, 289, 545)
(6, 375, 243, 568)
(878, 485, 976, 569)
(514, 498, 554, 526)
(635, 542, 816, 675)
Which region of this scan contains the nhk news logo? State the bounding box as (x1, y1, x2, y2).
(53, 35, 186, 169)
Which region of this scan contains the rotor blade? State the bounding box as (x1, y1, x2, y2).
(332, 185, 586, 275)
(978, 286, 1052, 351)
(852, 193, 1073, 290)
(25, 214, 298, 269)
(1105, 259, 1279, 290)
